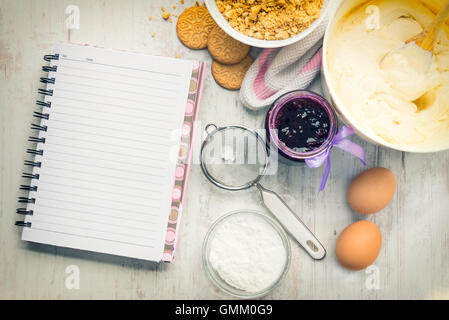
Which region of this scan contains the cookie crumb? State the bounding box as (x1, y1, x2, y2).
(176, 53, 181, 58)
(163, 11, 170, 20)
(148, 16, 152, 21)
(181, 0, 184, 4)
(152, 33, 156, 37)
(173, 5, 177, 9)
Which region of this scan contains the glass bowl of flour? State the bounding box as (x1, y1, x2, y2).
(202, 210, 291, 299)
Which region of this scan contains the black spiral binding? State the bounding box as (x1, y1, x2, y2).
(15, 222, 32, 227)
(16, 208, 34, 215)
(33, 111, 50, 120)
(31, 124, 48, 132)
(42, 66, 57, 72)
(28, 136, 46, 143)
(44, 54, 59, 62)
(40, 77, 55, 84)
(36, 100, 51, 108)
(16, 53, 58, 228)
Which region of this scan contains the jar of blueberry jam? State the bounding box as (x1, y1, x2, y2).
(265, 91, 338, 163)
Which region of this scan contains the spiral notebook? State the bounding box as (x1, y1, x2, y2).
(16, 43, 206, 262)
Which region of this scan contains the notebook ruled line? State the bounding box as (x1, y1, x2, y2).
(42, 158, 167, 178)
(57, 80, 174, 100)
(60, 56, 183, 77)
(45, 133, 169, 155)
(38, 196, 159, 214)
(42, 145, 169, 169)
(43, 165, 159, 185)
(56, 72, 175, 91)
(44, 119, 176, 141)
(30, 219, 156, 241)
(36, 204, 157, 223)
(50, 110, 175, 134)
(53, 95, 177, 116)
(40, 172, 157, 193)
(49, 103, 176, 125)
(46, 127, 169, 146)
(58, 65, 179, 84)
(28, 227, 156, 249)
(42, 150, 167, 172)
(37, 181, 158, 200)
(37, 188, 160, 206)
(55, 88, 173, 105)
(35, 212, 157, 233)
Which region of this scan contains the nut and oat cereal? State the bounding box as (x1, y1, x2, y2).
(216, 0, 323, 40)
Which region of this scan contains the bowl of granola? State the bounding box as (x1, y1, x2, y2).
(204, 0, 330, 48)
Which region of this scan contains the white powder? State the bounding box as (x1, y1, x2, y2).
(208, 213, 287, 293)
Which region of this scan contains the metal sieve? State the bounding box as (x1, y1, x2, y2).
(200, 124, 326, 260)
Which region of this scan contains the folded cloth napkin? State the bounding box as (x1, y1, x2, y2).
(240, 16, 329, 111)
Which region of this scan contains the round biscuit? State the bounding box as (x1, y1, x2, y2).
(176, 6, 216, 50)
(211, 55, 254, 90)
(208, 26, 250, 65)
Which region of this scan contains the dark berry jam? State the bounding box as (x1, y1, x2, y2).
(275, 98, 330, 154)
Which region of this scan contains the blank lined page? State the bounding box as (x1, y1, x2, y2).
(22, 43, 194, 261)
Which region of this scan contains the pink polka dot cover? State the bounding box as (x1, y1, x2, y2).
(162, 60, 207, 263)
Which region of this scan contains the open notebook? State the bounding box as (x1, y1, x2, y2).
(16, 43, 206, 262)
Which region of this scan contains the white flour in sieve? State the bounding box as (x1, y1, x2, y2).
(208, 213, 287, 293)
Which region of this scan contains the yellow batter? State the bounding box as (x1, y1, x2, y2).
(328, 0, 449, 149)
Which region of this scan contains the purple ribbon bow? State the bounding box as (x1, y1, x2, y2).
(305, 126, 366, 192)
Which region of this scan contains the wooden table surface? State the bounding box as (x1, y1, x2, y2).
(1, 0, 448, 300)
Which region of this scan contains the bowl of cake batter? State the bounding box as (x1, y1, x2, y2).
(322, 0, 449, 153)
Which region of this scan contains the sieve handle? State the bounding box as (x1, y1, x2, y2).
(257, 185, 326, 260)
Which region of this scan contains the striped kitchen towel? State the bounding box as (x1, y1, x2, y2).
(240, 16, 329, 111)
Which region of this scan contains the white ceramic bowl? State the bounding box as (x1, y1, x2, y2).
(204, 0, 330, 48)
(321, 0, 449, 153)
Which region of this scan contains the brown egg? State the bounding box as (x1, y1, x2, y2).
(347, 167, 396, 215)
(336, 220, 382, 271)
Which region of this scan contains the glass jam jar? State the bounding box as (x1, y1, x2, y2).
(265, 90, 338, 164)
